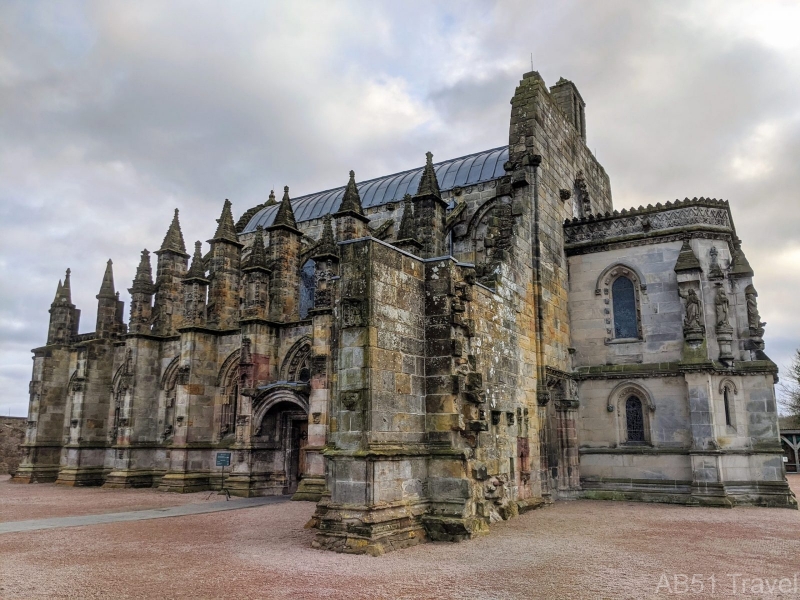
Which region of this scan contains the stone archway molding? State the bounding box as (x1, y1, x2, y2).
(252, 386, 309, 432)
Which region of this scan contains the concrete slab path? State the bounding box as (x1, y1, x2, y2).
(0, 495, 287, 534)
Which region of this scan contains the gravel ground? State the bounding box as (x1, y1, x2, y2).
(0, 475, 220, 522)
(1, 475, 798, 600)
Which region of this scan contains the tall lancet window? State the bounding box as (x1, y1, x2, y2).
(299, 260, 316, 319)
(612, 276, 638, 339)
(723, 387, 733, 427)
(625, 396, 646, 443)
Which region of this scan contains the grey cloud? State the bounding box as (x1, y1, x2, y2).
(1, 0, 799, 414)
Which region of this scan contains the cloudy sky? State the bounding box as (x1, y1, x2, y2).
(1, 0, 799, 416)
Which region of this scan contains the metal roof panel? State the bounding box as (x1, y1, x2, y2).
(242, 146, 509, 233)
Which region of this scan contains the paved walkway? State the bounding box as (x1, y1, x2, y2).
(0, 495, 288, 535)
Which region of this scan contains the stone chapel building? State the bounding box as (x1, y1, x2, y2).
(15, 71, 796, 555)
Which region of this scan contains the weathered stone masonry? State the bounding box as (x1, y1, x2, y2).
(15, 69, 795, 555)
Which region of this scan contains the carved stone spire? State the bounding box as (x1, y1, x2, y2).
(182, 241, 209, 326)
(211, 199, 239, 244)
(415, 151, 441, 199)
(242, 227, 271, 321)
(311, 215, 339, 260)
(61, 268, 72, 304)
(159, 209, 188, 256)
(265, 189, 277, 207)
(394, 195, 422, 254)
(245, 226, 270, 271)
(96, 260, 125, 337)
(674, 238, 702, 273)
(267, 186, 302, 322)
(398, 195, 417, 241)
(47, 268, 79, 344)
(128, 250, 155, 335)
(412, 152, 447, 258)
(334, 171, 370, 240)
(132, 250, 154, 290)
(185, 241, 207, 280)
(153, 210, 189, 335)
(52, 278, 64, 305)
(97, 260, 116, 299)
(730, 238, 754, 277)
(270, 186, 299, 232)
(337, 170, 367, 219)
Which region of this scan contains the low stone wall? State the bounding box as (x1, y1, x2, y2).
(1, 416, 26, 475)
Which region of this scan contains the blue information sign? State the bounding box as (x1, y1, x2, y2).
(216, 452, 231, 467)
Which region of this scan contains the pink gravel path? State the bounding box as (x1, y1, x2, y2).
(0, 475, 219, 523)
(0, 475, 798, 599)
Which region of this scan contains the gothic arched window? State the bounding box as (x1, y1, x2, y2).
(219, 381, 237, 437)
(612, 276, 639, 339)
(625, 396, 646, 443)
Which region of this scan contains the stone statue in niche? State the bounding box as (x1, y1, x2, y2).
(713, 283, 734, 363)
(678, 288, 703, 330)
(709, 246, 724, 279)
(745, 284, 765, 336)
(714, 284, 730, 329)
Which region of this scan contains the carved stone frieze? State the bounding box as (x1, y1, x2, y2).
(564, 199, 732, 246)
(340, 298, 365, 328)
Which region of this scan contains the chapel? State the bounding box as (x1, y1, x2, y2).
(15, 71, 795, 555)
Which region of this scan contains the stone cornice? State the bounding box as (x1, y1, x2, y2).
(564, 198, 733, 255)
(575, 359, 778, 380)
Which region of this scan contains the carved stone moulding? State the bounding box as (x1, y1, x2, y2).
(536, 390, 551, 406)
(683, 326, 706, 344)
(340, 390, 361, 411)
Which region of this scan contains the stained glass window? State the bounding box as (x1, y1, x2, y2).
(626, 396, 645, 443)
(613, 276, 638, 338)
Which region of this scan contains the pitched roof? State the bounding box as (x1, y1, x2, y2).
(241, 146, 509, 233)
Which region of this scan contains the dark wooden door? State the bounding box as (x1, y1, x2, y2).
(286, 418, 308, 494)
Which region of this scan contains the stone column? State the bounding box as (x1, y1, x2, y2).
(206, 199, 243, 330)
(159, 328, 218, 493)
(293, 228, 338, 502)
(555, 380, 581, 494)
(14, 271, 77, 483)
(103, 337, 164, 488)
(684, 372, 731, 507)
(267, 187, 302, 323)
(152, 209, 189, 336)
(412, 152, 448, 259)
(56, 340, 116, 487)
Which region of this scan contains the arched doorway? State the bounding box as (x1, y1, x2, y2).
(252, 389, 309, 495)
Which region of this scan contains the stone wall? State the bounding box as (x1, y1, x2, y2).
(1, 416, 25, 474)
(566, 199, 794, 507)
